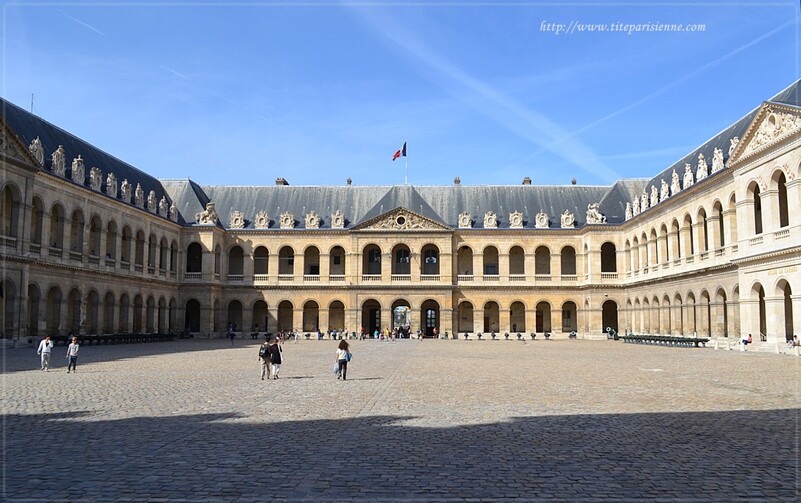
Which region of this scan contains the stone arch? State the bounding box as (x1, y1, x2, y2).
(562, 301, 578, 333)
(457, 245, 474, 276)
(509, 300, 526, 332)
(457, 301, 474, 333)
(329, 245, 346, 277)
(699, 290, 711, 337)
(508, 245, 525, 276)
(772, 169, 789, 228)
(712, 201, 725, 248)
(535, 300, 551, 333)
(184, 299, 200, 332)
(674, 293, 684, 334)
(361, 298, 381, 335)
(682, 214, 694, 256)
(602, 300, 618, 334)
(49, 203, 66, 250)
(133, 294, 144, 332)
(27, 283, 42, 338)
(362, 243, 382, 275)
(483, 245, 499, 276)
(751, 282, 767, 341)
(747, 180, 763, 235)
(252, 300, 268, 332)
(391, 243, 411, 275)
(30, 195, 45, 246)
(775, 279, 794, 341)
(304, 245, 320, 276)
(302, 300, 319, 331)
(86, 289, 100, 334)
(214, 245, 221, 276)
(421, 299, 440, 337)
(158, 237, 169, 271)
(105, 220, 118, 261)
(659, 223, 670, 263)
(483, 300, 500, 332)
(157, 296, 167, 333)
(186, 242, 203, 273)
(253, 246, 269, 275)
(66, 287, 82, 334)
(1, 278, 16, 337)
(227, 300, 243, 331)
(697, 207, 709, 252)
(601, 242, 617, 272)
(277, 300, 293, 331)
(134, 229, 145, 267)
(661, 294, 672, 335)
(649, 228, 659, 265)
(147, 232, 158, 269)
(46, 285, 63, 335)
(146, 295, 156, 332)
(228, 245, 244, 277)
(119, 293, 130, 333)
(633, 298, 642, 332)
(328, 300, 345, 331)
(103, 291, 115, 333)
(671, 219, 681, 259)
(534, 246, 550, 275)
(715, 287, 729, 338)
(0, 183, 22, 239)
(121, 225, 133, 263)
(421, 243, 440, 276)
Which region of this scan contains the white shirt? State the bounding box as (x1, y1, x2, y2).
(336, 348, 349, 361)
(37, 339, 53, 354)
(66, 342, 80, 356)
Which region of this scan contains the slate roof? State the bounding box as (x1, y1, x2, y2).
(0, 97, 182, 223)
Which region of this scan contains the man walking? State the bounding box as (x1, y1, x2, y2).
(37, 335, 54, 371)
(66, 337, 79, 373)
(259, 339, 271, 380)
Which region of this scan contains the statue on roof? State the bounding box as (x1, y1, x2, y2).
(331, 210, 344, 229)
(458, 212, 471, 229)
(586, 203, 606, 224)
(89, 167, 102, 191)
(632, 197, 640, 216)
(120, 179, 132, 203)
(660, 179, 669, 202)
(158, 197, 169, 217)
(650, 185, 659, 207)
(29, 137, 44, 166)
(195, 202, 218, 225)
(147, 191, 157, 213)
(51, 145, 66, 176)
(561, 209, 575, 228)
(696, 153, 708, 181)
(483, 211, 497, 229)
(712, 147, 724, 173)
(671, 169, 681, 196)
(71, 156, 85, 184)
(640, 191, 649, 211)
(624, 202, 632, 221)
(305, 210, 320, 229)
(682, 163, 694, 189)
(169, 201, 178, 222)
(511, 211, 526, 229)
(106, 172, 118, 198)
(728, 137, 739, 159)
(134, 184, 144, 208)
(254, 211, 270, 229)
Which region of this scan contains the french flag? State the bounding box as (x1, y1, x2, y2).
(392, 142, 406, 161)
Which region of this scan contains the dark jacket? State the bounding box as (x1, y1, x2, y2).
(269, 343, 282, 364)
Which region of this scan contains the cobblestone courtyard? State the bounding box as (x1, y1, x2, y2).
(4, 338, 799, 501)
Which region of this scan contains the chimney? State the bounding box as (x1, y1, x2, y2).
(571, 178, 577, 185)
(346, 178, 352, 186)
(275, 177, 289, 186)
(454, 176, 461, 185)
(522, 176, 532, 185)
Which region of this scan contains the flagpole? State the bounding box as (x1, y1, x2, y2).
(404, 140, 408, 185)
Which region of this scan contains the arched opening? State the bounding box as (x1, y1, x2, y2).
(302, 300, 319, 331)
(510, 301, 526, 332)
(632, 237, 640, 270)
(750, 182, 763, 235)
(483, 301, 500, 332)
(421, 244, 440, 276)
(671, 219, 681, 259)
(362, 244, 381, 275)
(713, 202, 725, 248)
(66, 288, 82, 334)
(227, 300, 243, 331)
(601, 242, 617, 272)
(457, 301, 474, 333)
(304, 246, 320, 276)
(534, 246, 550, 275)
(562, 301, 577, 333)
(674, 294, 684, 334)
(602, 300, 618, 334)
(103, 292, 115, 333)
(134, 229, 145, 267)
(214, 245, 221, 276)
(660, 224, 670, 263)
(46, 286, 62, 335)
(184, 299, 200, 332)
(159, 238, 169, 271)
(457, 246, 474, 276)
(649, 229, 659, 265)
(651, 297, 661, 334)
(121, 226, 132, 264)
(715, 289, 728, 338)
(87, 217, 101, 257)
(698, 209, 709, 252)
(391, 299, 411, 330)
(2, 280, 16, 337)
(754, 283, 766, 340)
(119, 294, 130, 333)
(254, 246, 269, 276)
(105, 221, 117, 261)
(329, 246, 346, 277)
(536, 301, 552, 333)
(170, 241, 178, 273)
(361, 299, 381, 335)
(70, 210, 85, 254)
(252, 300, 268, 332)
(509, 246, 525, 276)
(329, 300, 345, 331)
(147, 233, 157, 270)
(683, 215, 694, 256)
(28, 284, 41, 338)
(133, 295, 143, 332)
(0, 185, 20, 239)
(392, 244, 411, 275)
(86, 290, 99, 334)
(776, 171, 789, 228)
(277, 300, 293, 331)
(483, 246, 499, 276)
(560, 246, 576, 275)
(49, 204, 65, 250)
(186, 243, 203, 273)
(168, 298, 177, 332)
(662, 296, 672, 335)
(158, 297, 167, 333)
(30, 196, 44, 247)
(228, 246, 244, 277)
(777, 280, 794, 340)
(146, 296, 156, 332)
(420, 299, 439, 337)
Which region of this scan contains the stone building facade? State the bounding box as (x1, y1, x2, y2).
(1, 82, 799, 343)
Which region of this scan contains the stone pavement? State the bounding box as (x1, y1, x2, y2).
(4, 337, 799, 502)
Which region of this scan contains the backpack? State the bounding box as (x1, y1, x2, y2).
(259, 346, 269, 358)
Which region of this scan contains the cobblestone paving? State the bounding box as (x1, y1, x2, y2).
(4, 338, 799, 502)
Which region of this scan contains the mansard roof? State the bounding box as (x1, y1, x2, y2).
(0, 97, 182, 223)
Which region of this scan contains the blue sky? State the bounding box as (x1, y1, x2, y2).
(3, 1, 799, 187)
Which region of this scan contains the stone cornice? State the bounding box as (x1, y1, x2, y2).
(730, 245, 801, 267)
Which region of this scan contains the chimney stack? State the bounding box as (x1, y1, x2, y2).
(522, 176, 532, 185)
(454, 176, 461, 185)
(275, 177, 289, 186)
(346, 178, 352, 186)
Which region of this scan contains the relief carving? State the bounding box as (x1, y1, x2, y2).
(561, 209, 575, 228)
(254, 211, 270, 229)
(458, 212, 472, 229)
(229, 210, 245, 229)
(511, 211, 525, 229)
(305, 210, 320, 229)
(279, 212, 295, 229)
(586, 203, 606, 224)
(483, 211, 497, 229)
(331, 210, 344, 229)
(744, 110, 801, 156)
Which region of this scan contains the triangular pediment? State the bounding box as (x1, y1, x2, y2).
(352, 207, 451, 231)
(0, 118, 41, 171)
(729, 102, 801, 166)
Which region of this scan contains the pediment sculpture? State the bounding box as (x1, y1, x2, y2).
(484, 211, 497, 229)
(743, 110, 801, 157)
(134, 184, 144, 208)
(682, 162, 694, 189)
(120, 179, 132, 203)
(229, 210, 245, 229)
(671, 169, 681, 196)
(195, 202, 218, 225)
(158, 197, 169, 217)
(711, 147, 724, 173)
(89, 167, 103, 191)
(640, 191, 649, 211)
(511, 211, 525, 229)
(624, 203, 632, 221)
(696, 153, 708, 181)
(147, 191, 157, 213)
(632, 197, 640, 216)
(254, 211, 270, 229)
(331, 210, 345, 229)
(279, 212, 295, 229)
(29, 137, 44, 166)
(561, 209, 575, 228)
(728, 137, 739, 158)
(371, 212, 432, 230)
(305, 210, 320, 229)
(169, 202, 178, 222)
(106, 173, 118, 198)
(649, 185, 658, 207)
(660, 179, 669, 201)
(71, 155, 85, 184)
(458, 212, 472, 229)
(586, 203, 606, 224)
(51, 145, 66, 176)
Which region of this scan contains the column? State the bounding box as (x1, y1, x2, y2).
(318, 307, 329, 333)
(499, 306, 511, 334)
(710, 302, 725, 337)
(440, 307, 453, 336)
(738, 298, 758, 340)
(693, 221, 706, 254)
(764, 295, 785, 345)
(552, 307, 563, 334)
(268, 252, 279, 285)
(295, 253, 305, 281)
(498, 252, 509, 281)
(266, 305, 279, 333)
(243, 250, 254, 282)
(380, 305, 391, 333)
(410, 305, 420, 334)
(473, 308, 484, 334)
(293, 307, 303, 332)
(550, 253, 560, 279)
(320, 253, 330, 281)
(707, 215, 721, 251)
(201, 304, 214, 335)
(760, 189, 778, 234)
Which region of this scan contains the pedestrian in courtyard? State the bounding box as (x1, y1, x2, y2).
(37, 335, 54, 371)
(269, 337, 283, 379)
(65, 336, 79, 373)
(259, 339, 271, 380)
(335, 340, 351, 380)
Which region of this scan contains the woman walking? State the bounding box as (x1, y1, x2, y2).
(269, 337, 283, 379)
(335, 340, 351, 380)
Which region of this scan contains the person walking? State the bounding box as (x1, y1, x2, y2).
(259, 339, 271, 380)
(269, 337, 283, 379)
(66, 337, 79, 373)
(335, 340, 351, 380)
(37, 335, 54, 371)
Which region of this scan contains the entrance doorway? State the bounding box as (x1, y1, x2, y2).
(361, 299, 381, 336)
